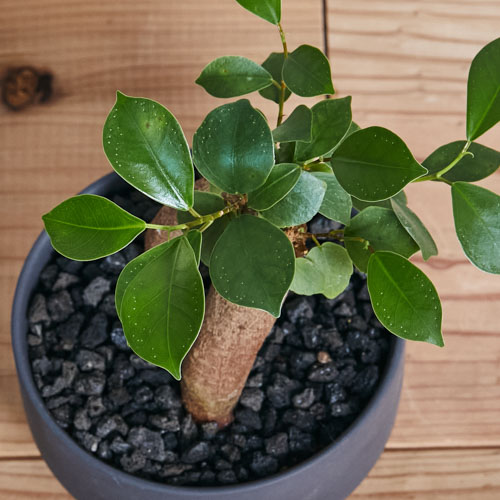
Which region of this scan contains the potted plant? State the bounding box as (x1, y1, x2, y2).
(11, 0, 500, 498)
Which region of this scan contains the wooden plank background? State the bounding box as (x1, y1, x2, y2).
(1, 0, 499, 497)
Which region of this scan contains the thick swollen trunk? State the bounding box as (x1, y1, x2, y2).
(180, 287, 275, 426)
(145, 180, 278, 425)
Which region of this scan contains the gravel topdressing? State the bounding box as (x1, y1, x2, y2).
(27, 188, 391, 487)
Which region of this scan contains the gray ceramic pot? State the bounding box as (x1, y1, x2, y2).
(11, 172, 405, 500)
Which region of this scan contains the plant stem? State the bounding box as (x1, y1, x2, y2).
(188, 207, 202, 218)
(311, 229, 345, 239)
(145, 203, 237, 232)
(311, 234, 321, 247)
(271, 79, 282, 90)
(278, 23, 288, 57)
(415, 140, 472, 183)
(309, 229, 370, 247)
(199, 220, 214, 233)
(276, 22, 289, 127)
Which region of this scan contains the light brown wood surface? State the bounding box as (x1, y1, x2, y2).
(1, 0, 499, 498)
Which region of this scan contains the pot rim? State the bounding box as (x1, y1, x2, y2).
(11, 171, 405, 496)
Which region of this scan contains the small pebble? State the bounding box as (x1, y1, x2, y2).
(83, 277, 111, 307)
(265, 433, 289, 457)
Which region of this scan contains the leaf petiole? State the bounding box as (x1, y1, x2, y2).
(188, 207, 202, 218)
(199, 220, 214, 233)
(415, 140, 472, 182)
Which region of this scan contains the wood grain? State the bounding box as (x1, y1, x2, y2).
(1, 449, 499, 499)
(326, 0, 500, 450)
(352, 448, 500, 499)
(326, 0, 500, 156)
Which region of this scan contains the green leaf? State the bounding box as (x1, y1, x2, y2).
(247, 163, 301, 211)
(103, 92, 193, 210)
(185, 230, 202, 265)
(235, 0, 281, 25)
(311, 172, 352, 225)
(367, 251, 443, 346)
(451, 182, 500, 274)
(195, 56, 273, 98)
(326, 121, 361, 157)
(466, 38, 500, 141)
(291, 242, 353, 299)
(260, 170, 326, 227)
(259, 53, 291, 104)
(332, 126, 427, 201)
(193, 99, 274, 194)
(275, 141, 295, 163)
(390, 196, 438, 261)
(42, 195, 145, 261)
(423, 141, 500, 182)
(114, 233, 203, 320)
(344, 206, 419, 272)
(282, 45, 335, 97)
(308, 162, 333, 173)
(272, 105, 312, 143)
(351, 191, 407, 212)
(177, 191, 229, 266)
(294, 97, 352, 162)
(117, 236, 205, 379)
(352, 197, 390, 211)
(210, 215, 295, 317)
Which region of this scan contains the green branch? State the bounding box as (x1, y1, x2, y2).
(276, 22, 289, 127)
(146, 202, 237, 233)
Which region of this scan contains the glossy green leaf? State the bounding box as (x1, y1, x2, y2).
(344, 206, 419, 272)
(235, 0, 281, 24)
(326, 121, 361, 157)
(114, 232, 202, 320)
(282, 45, 335, 97)
(272, 105, 312, 143)
(42, 194, 145, 261)
(311, 172, 352, 225)
(103, 92, 193, 210)
(177, 191, 229, 266)
(193, 99, 274, 194)
(247, 163, 301, 211)
(332, 127, 427, 201)
(196, 56, 273, 98)
(291, 242, 353, 299)
(352, 197, 390, 211)
(275, 142, 295, 163)
(117, 236, 205, 379)
(390, 196, 437, 261)
(210, 215, 295, 317)
(466, 38, 500, 141)
(451, 182, 500, 274)
(423, 141, 500, 182)
(351, 191, 407, 212)
(367, 251, 443, 346)
(308, 162, 333, 173)
(294, 97, 352, 162)
(185, 230, 202, 265)
(259, 53, 291, 104)
(260, 170, 326, 227)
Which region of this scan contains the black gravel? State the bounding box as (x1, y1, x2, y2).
(27, 189, 391, 487)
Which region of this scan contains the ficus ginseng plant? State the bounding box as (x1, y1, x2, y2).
(42, 0, 500, 425)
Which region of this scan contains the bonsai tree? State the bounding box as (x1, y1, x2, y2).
(42, 0, 500, 426)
